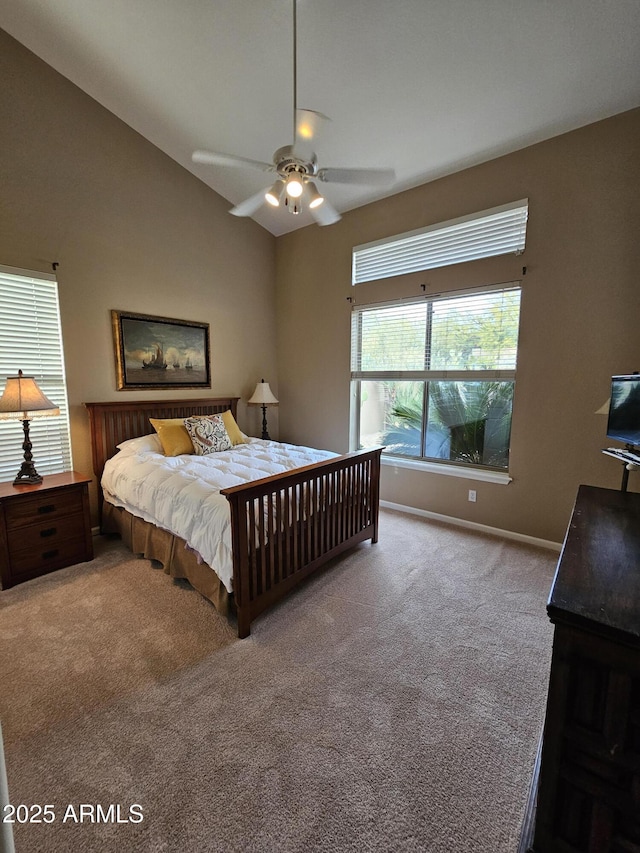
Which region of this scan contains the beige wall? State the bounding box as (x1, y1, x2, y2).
(0, 29, 278, 520)
(2, 27, 639, 544)
(277, 109, 640, 543)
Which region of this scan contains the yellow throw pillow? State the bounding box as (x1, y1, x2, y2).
(221, 409, 245, 446)
(149, 417, 194, 456)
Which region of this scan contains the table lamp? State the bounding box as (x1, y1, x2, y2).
(247, 379, 278, 440)
(0, 370, 60, 484)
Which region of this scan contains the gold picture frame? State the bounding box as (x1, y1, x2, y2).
(111, 310, 211, 390)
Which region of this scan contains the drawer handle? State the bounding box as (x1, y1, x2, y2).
(37, 504, 56, 515)
(42, 549, 59, 560)
(40, 528, 57, 538)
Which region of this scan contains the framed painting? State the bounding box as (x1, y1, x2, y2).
(111, 310, 211, 390)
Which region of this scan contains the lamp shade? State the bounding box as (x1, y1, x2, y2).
(247, 380, 279, 407)
(265, 180, 286, 207)
(285, 174, 304, 199)
(306, 181, 324, 209)
(0, 371, 60, 420)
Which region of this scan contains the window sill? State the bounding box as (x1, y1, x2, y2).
(381, 455, 512, 485)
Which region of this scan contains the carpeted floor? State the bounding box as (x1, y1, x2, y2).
(0, 509, 557, 852)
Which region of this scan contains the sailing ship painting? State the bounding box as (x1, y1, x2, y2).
(112, 310, 210, 390)
(142, 343, 167, 370)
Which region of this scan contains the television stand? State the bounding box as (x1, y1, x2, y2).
(601, 448, 639, 492)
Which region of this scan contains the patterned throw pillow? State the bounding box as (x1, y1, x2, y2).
(184, 415, 233, 455)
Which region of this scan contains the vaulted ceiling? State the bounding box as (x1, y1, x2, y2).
(2, 0, 639, 235)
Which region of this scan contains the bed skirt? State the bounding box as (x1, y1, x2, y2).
(102, 502, 233, 617)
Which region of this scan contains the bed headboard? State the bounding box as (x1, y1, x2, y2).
(84, 397, 239, 481)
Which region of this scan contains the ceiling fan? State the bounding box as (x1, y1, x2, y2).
(192, 1, 395, 226)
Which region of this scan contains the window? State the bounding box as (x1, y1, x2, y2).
(352, 199, 528, 285)
(0, 265, 72, 481)
(351, 285, 521, 471)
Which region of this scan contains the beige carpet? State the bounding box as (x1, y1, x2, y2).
(0, 509, 557, 852)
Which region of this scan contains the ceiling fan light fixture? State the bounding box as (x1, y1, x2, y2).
(307, 181, 324, 209)
(286, 173, 304, 198)
(265, 180, 285, 207)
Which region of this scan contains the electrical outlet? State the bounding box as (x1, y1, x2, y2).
(468, 489, 477, 502)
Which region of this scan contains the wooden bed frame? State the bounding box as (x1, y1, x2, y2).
(85, 397, 382, 637)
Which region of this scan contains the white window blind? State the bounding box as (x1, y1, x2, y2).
(352, 199, 528, 285)
(351, 286, 521, 378)
(0, 266, 72, 481)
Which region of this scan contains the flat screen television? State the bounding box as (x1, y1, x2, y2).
(606, 374, 640, 449)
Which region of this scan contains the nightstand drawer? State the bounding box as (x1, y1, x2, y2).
(7, 514, 86, 558)
(3, 488, 83, 530)
(9, 535, 89, 581)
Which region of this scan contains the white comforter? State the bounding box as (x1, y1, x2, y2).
(101, 436, 337, 592)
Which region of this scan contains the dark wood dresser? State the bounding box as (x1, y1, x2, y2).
(0, 471, 93, 589)
(527, 484, 640, 852)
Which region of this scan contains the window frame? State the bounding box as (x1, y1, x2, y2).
(350, 282, 521, 481)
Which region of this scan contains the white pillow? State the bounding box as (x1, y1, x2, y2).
(184, 415, 232, 455)
(116, 433, 163, 454)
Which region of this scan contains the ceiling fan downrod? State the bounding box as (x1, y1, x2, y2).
(292, 0, 298, 144)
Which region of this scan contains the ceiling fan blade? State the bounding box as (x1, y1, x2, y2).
(229, 189, 269, 217)
(192, 150, 274, 172)
(295, 109, 329, 145)
(293, 109, 330, 159)
(317, 167, 396, 186)
(309, 198, 341, 227)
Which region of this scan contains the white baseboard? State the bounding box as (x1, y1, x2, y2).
(380, 500, 562, 552)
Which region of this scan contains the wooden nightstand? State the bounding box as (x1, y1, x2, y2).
(0, 472, 93, 589)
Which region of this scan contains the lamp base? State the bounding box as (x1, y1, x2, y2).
(13, 418, 43, 485)
(14, 462, 43, 486)
(261, 405, 270, 441)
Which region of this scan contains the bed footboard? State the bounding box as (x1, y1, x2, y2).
(221, 447, 382, 638)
